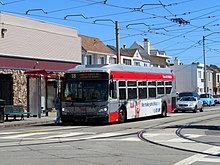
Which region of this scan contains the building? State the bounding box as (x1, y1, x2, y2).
(130, 38, 171, 68)
(0, 12, 81, 115)
(80, 35, 115, 65)
(170, 58, 205, 94)
(107, 45, 150, 66)
(209, 65, 220, 94)
(206, 66, 214, 94)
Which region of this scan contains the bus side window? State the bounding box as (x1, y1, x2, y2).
(119, 89, 126, 100)
(128, 81, 137, 99)
(139, 88, 147, 99)
(148, 81, 156, 98)
(119, 81, 126, 100)
(165, 81, 172, 94)
(128, 88, 137, 99)
(149, 88, 156, 98)
(110, 81, 117, 99)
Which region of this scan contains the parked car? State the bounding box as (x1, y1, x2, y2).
(200, 93, 215, 106)
(175, 96, 203, 113)
(178, 91, 200, 100)
(213, 94, 220, 104)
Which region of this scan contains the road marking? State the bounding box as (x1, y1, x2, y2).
(184, 134, 203, 138)
(0, 132, 19, 135)
(174, 146, 220, 165)
(39, 132, 94, 139)
(199, 157, 220, 163)
(0, 132, 49, 139)
(94, 137, 141, 141)
(167, 138, 194, 143)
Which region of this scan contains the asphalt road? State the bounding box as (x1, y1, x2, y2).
(0, 105, 220, 165)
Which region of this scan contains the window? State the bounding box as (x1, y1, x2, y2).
(198, 71, 202, 78)
(157, 87, 165, 94)
(138, 81, 147, 86)
(218, 75, 220, 82)
(165, 81, 172, 94)
(157, 81, 164, 86)
(119, 88, 126, 100)
(98, 56, 105, 64)
(86, 55, 92, 65)
(123, 59, 132, 65)
(119, 81, 126, 87)
(134, 62, 140, 66)
(139, 88, 147, 99)
(111, 81, 117, 99)
(148, 81, 156, 86)
(165, 81, 172, 86)
(128, 88, 137, 99)
(128, 81, 136, 87)
(149, 88, 156, 98)
(166, 87, 172, 94)
(119, 81, 126, 100)
(110, 57, 117, 64)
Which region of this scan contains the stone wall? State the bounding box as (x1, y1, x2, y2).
(0, 69, 27, 106)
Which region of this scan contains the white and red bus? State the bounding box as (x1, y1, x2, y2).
(61, 64, 175, 123)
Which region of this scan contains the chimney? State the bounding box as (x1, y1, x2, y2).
(174, 57, 181, 65)
(144, 38, 150, 54)
(123, 44, 126, 49)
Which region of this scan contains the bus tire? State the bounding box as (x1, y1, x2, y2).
(161, 102, 167, 117)
(118, 108, 126, 123)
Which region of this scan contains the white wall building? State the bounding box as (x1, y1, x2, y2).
(170, 58, 206, 94)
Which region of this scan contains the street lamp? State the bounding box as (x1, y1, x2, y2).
(94, 19, 121, 64)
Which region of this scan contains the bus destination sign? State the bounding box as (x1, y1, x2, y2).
(70, 72, 108, 79)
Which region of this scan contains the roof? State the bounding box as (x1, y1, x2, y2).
(107, 45, 138, 57)
(80, 35, 112, 54)
(210, 65, 220, 72)
(68, 64, 173, 75)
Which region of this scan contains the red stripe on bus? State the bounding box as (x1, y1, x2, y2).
(109, 111, 119, 123)
(110, 71, 174, 80)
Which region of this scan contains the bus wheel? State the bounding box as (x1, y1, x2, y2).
(161, 103, 167, 117)
(118, 108, 126, 123)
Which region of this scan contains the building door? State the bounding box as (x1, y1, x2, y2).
(0, 74, 13, 104)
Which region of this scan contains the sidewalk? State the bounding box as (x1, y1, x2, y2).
(0, 111, 57, 128)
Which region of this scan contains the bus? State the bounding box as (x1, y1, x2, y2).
(61, 64, 175, 123)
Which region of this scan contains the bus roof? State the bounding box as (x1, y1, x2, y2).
(67, 64, 172, 74)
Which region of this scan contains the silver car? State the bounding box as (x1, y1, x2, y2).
(175, 96, 203, 113)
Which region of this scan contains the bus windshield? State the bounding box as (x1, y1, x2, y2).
(64, 80, 108, 102)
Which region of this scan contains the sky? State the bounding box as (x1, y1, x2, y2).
(1, 0, 220, 66)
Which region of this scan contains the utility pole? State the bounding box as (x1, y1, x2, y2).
(94, 19, 121, 64)
(115, 21, 120, 64)
(203, 36, 207, 93)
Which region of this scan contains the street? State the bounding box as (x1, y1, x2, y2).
(0, 106, 220, 165)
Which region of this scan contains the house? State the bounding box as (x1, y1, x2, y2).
(80, 35, 115, 65)
(206, 65, 214, 94)
(0, 12, 81, 115)
(107, 45, 150, 66)
(170, 58, 206, 94)
(209, 65, 220, 94)
(130, 38, 171, 68)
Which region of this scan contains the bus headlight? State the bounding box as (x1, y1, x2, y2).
(98, 107, 108, 112)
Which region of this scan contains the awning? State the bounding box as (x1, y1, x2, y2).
(24, 69, 58, 78)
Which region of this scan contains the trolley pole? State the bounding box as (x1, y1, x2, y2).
(203, 36, 207, 93)
(115, 21, 121, 64)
